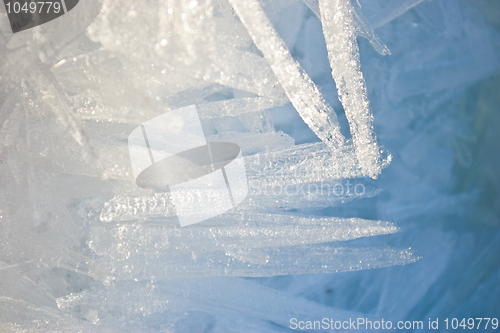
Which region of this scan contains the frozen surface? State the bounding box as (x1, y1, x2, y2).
(1, 0, 500, 331)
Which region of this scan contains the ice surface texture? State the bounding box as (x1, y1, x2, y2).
(7, 0, 496, 331)
(319, 0, 382, 178)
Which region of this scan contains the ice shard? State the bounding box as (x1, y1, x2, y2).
(228, 0, 346, 152)
(319, 0, 382, 178)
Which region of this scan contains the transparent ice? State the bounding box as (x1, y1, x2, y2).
(1, 0, 499, 331)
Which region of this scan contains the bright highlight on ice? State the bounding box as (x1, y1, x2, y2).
(0, 0, 425, 330)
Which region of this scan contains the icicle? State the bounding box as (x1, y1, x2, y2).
(89, 243, 417, 281)
(228, 0, 346, 152)
(89, 212, 400, 258)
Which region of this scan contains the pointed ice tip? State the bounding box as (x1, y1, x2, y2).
(404, 248, 423, 263)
